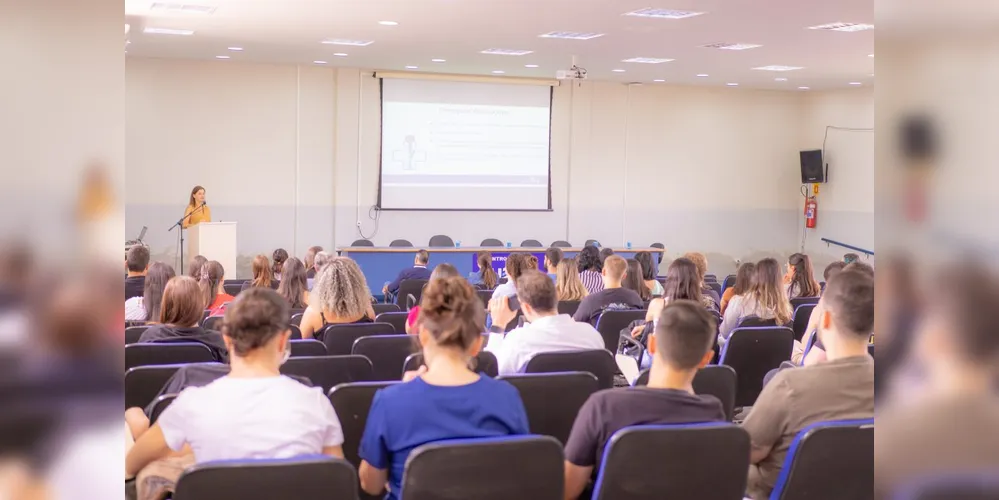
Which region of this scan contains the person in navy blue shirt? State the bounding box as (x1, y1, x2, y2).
(382, 249, 432, 300)
(359, 276, 530, 500)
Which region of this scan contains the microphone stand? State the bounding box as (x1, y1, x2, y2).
(169, 204, 206, 275)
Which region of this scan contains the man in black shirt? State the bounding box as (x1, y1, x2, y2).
(572, 255, 645, 325)
(563, 300, 725, 499)
(124, 245, 150, 300)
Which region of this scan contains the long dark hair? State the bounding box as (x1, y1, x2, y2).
(143, 262, 176, 322)
(634, 251, 657, 280)
(788, 253, 821, 298)
(623, 259, 651, 301)
(577, 246, 602, 273)
(188, 185, 205, 207)
(272, 248, 289, 276)
(198, 260, 225, 308)
(277, 257, 308, 309)
(732, 262, 756, 295)
(662, 258, 703, 302)
(477, 252, 498, 289)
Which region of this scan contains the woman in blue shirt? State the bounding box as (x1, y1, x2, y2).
(358, 276, 530, 499)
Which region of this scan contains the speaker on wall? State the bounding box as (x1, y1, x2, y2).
(799, 149, 825, 183)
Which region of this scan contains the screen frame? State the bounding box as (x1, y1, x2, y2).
(375, 77, 555, 212)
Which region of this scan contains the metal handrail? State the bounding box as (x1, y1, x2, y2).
(820, 238, 873, 256)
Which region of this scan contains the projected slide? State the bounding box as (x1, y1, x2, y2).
(379, 78, 552, 210)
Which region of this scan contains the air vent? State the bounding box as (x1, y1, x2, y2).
(701, 42, 762, 51)
(480, 48, 534, 56)
(539, 31, 604, 40)
(321, 39, 374, 46)
(624, 8, 705, 19)
(807, 22, 874, 32)
(753, 65, 804, 72)
(149, 2, 217, 14)
(622, 57, 674, 64)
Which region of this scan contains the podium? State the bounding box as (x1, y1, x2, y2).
(188, 222, 237, 278)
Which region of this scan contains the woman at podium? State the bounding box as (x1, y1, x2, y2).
(181, 185, 212, 229)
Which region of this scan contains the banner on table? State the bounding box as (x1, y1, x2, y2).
(471, 252, 547, 279)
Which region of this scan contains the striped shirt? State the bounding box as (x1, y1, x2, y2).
(579, 270, 605, 295)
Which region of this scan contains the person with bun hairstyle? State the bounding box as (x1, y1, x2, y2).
(358, 276, 529, 500)
(272, 248, 289, 281)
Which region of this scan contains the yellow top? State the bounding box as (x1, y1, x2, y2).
(182, 204, 212, 229)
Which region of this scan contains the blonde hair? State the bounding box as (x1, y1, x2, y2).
(310, 257, 372, 319)
(682, 252, 709, 280)
(749, 258, 793, 325)
(555, 258, 588, 301)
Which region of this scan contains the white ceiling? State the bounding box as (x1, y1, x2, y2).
(125, 0, 874, 90)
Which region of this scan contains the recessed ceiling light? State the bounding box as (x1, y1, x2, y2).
(623, 8, 705, 19)
(525, 64, 539, 68)
(849, 82, 862, 85)
(775, 77, 788, 82)
(149, 3, 217, 15)
(798, 86, 810, 90)
(321, 39, 373, 46)
(753, 65, 805, 72)
(702, 42, 762, 50)
(538, 31, 604, 40)
(125, 24, 130, 34)
(696, 74, 709, 77)
(378, 20, 398, 26)
(405, 65, 418, 69)
(727, 82, 739, 86)
(622, 57, 675, 64)
(227, 47, 243, 51)
(481, 48, 534, 56)
(333, 53, 348, 57)
(808, 22, 874, 32)
(215, 55, 230, 59)
(653, 79, 665, 82)
(431, 58, 446, 63)
(143, 27, 195, 35)
(611, 69, 626, 72)
(492, 70, 505, 74)
(868, 54, 875, 58)
(313, 60, 327, 64)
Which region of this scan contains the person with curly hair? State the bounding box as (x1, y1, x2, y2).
(299, 257, 375, 339)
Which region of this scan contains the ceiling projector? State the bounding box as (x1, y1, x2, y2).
(556, 65, 587, 80)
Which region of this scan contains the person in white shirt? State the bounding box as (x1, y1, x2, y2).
(488, 270, 605, 375)
(125, 288, 345, 480)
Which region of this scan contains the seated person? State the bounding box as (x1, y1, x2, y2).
(382, 249, 432, 300)
(572, 255, 645, 326)
(304, 245, 323, 279)
(799, 260, 868, 365)
(577, 246, 604, 295)
(139, 275, 228, 362)
(720, 261, 755, 315)
(555, 258, 588, 302)
(125, 244, 150, 301)
(623, 258, 652, 302)
(683, 252, 720, 304)
(491, 253, 535, 299)
(358, 277, 529, 500)
(634, 251, 664, 297)
(741, 269, 875, 499)
(784, 253, 821, 299)
(719, 258, 792, 343)
(277, 257, 309, 309)
(544, 247, 563, 281)
(307, 251, 332, 290)
(199, 260, 234, 316)
(300, 257, 376, 339)
(125, 262, 174, 322)
(241, 254, 278, 291)
(487, 270, 604, 374)
(125, 288, 345, 491)
(468, 251, 499, 289)
(563, 300, 725, 499)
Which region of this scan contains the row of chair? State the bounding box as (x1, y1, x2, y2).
(348, 238, 667, 249)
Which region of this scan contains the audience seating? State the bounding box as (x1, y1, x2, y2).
(174, 456, 359, 500)
(497, 372, 599, 445)
(633, 365, 738, 421)
(125, 343, 216, 370)
(403, 351, 499, 378)
(352, 335, 418, 381)
(375, 311, 409, 333)
(892, 473, 999, 500)
(289, 324, 302, 340)
(291, 312, 304, 326)
(592, 423, 750, 500)
(125, 362, 222, 409)
(223, 279, 244, 286)
(520, 239, 543, 247)
(556, 300, 581, 316)
(721, 274, 737, 294)
(480, 238, 504, 247)
(320, 323, 398, 356)
(372, 303, 401, 315)
(476, 290, 493, 307)
(389, 239, 413, 247)
(791, 304, 816, 342)
(125, 326, 148, 344)
(706, 281, 722, 297)
(524, 349, 617, 390)
(201, 309, 211, 324)
(770, 419, 874, 500)
(429, 235, 454, 247)
(790, 296, 821, 309)
(289, 339, 327, 357)
(328, 381, 400, 471)
(738, 316, 781, 328)
(351, 239, 374, 247)
(719, 327, 794, 407)
(149, 393, 177, 424)
(705, 274, 717, 282)
(595, 310, 648, 353)
(550, 240, 572, 248)
(801, 331, 818, 361)
(396, 279, 429, 310)
(401, 435, 564, 500)
(202, 315, 223, 332)
(223, 283, 243, 296)
(280, 355, 374, 393)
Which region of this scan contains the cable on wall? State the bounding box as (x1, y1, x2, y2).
(353, 71, 382, 242)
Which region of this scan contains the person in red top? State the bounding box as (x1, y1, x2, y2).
(199, 260, 234, 316)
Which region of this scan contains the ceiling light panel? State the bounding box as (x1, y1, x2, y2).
(753, 65, 804, 71)
(807, 22, 874, 32)
(622, 57, 674, 64)
(322, 39, 373, 46)
(481, 48, 534, 56)
(701, 42, 762, 50)
(538, 31, 604, 40)
(149, 2, 217, 14)
(143, 27, 195, 35)
(624, 8, 705, 19)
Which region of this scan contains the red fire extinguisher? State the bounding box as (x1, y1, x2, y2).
(804, 197, 818, 228)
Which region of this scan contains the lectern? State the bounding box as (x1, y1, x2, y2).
(188, 222, 237, 278)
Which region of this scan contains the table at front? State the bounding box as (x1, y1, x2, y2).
(336, 247, 665, 293)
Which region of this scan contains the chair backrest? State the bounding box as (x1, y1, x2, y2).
(632, 365, 737, 421)
(291, 312, 304, 326)
(792, 304, 816, 342)
(428, 235, 454, 247)
(790, 296, 821, 309)
(593, 423, 750, 500)
(328, 381, 400, 470)
(738, 315, 780, 328)
(497, 372, 599, 444)
(719, 327, 794, 407)
(706, 281, 722, 297)
(893, 473, 999, 500)
(223, 283, 243, 296)
(550, 240, 572, 248)
(280, 355, 374, 393)
(125, 326, 148, 344)
(149, 393, 177, 424)
(202, 315, 224, 331)
(476, 289, 493, 306)
(289, 339, 327, 357)
(351, 239, 374, 247)
(595, 309, 648, 353)
(401, 436, 564, 500)
(480, 238, 504, 247)
(721, 274, 737, 294)
(352, 335, 418, 381)
(520, 239, 543, 247)
(770, 419, 874, 500)
(372, 303, 401, 315)
(125, 342, 216, 370)
(389, 239, 413, 247)
(524, 349, 616, 390)
(584, 239, 599, 247)
(396, 279, 429, 309)
(403, 351, 498, 378)
(320, 322, 398, 355)
(223, 279, 244, 286)
(704, 274, 718, 282)
(288, 324, 302, 340)
(375, 311, 410, 333)
(125, 362, 222, 409)
(174, 456, 359, 500)
(556, 300, 581, 316)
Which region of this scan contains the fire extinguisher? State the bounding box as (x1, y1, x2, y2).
(804, 197, 818, 228)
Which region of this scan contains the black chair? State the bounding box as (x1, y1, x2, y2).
(320, 322, 397, 355)
(738, 316, 780, 328)
(372, 303, 401, 315)
(550, 240, 572, 248)
(721, 274, 737, 294)
(632, 365, 737, 421)
(280, 355, 374, 393)
(429, 235, 454, 247)
(584, 239, 599, 247)
(404, 351, 499, 378)
(476, 289, 493, 306)
(125, 326, 148, 344)
(480, 238, 504, 247)
(595, 310, 648, 353)
(351, 239, 374, 247)
(894, 473, 999, 500)
(201, 309, 211, 324)
(401, 436, 564, 500)
(125, 363, 222, 409)
(556, 300, 581, 316)
(770, 419, 874, 500)
(705, 274, 718, 282)
(291, 312, 304, 327)
(202, 315, 224, 331)
(289, 324, 302, 340)
(328, 381, 400, 471)
(223, 279, 244, 286)
(352, 335, 418, 381)
(396, 279, 429, 310)
(149, 393, 177, 424)
(706, 281, 722, 297)
(592, 423, 750, 500)
(375, 312, 410, 333)
(288, 307, 305, 319)
(290, 339, 327, 357)
(174, 456, 359, 500)
(223, 283, 244, 296)
(125, 343, 216, 370)
(792, 304, 816, 342)
(497, 372, 599, 444)
(790, 296, 821, 309)
(520, 239, 543, 247)
(719, 327, 794, 407)
(389, 239, 413, 247)
(524, 350, 616, 390)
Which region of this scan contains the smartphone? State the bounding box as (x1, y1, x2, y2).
(506, 295, 521, 311)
